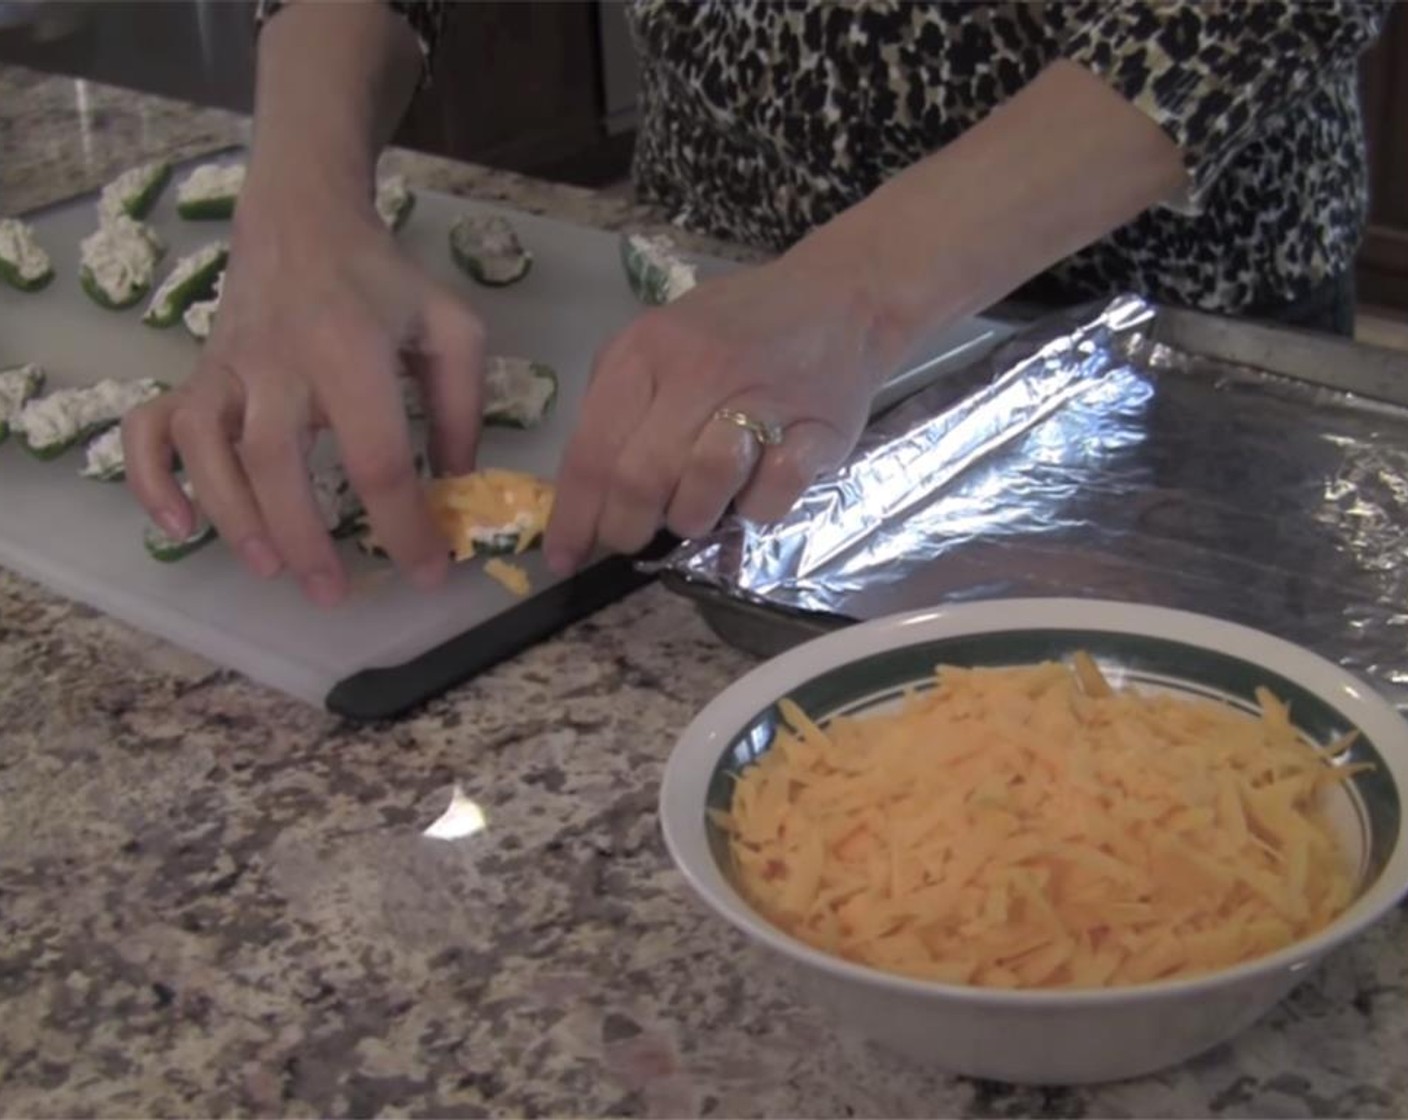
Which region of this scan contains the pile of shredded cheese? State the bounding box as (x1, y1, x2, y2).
(722, 653, 1365, 989)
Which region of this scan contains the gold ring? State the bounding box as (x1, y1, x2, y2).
(712, 408, 785, 447)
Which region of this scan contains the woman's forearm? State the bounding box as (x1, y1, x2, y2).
(792, 60, 1188, 370)
(246, 0, 424, 206)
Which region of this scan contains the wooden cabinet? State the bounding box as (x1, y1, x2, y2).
(0, 0, 636, 189)
(1358, 5, 1408, 312)
(393, 1, 634, 187)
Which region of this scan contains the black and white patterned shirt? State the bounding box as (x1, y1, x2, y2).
(260, 1, 1387, 318)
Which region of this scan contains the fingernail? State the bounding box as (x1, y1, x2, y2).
(410, 558, 447, 591)
(239, 537, 282, 579)
(303, 572, 345, 608)
(546, 549, 576, 577)
(156, 508, 188, 538)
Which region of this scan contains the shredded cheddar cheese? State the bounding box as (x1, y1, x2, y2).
(722, 654, 1366, 989)
(484, 557, 531, 597)
(425, 469, 555, 562)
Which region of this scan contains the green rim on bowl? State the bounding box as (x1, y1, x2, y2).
(663, 601, 1408, 1083)
(662, 599, 1408, 1007)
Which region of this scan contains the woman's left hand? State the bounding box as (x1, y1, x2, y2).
(542, 56, 1194, 577)
(543, 249, 902, 574)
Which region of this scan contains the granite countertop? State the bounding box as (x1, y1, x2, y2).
(3, 64, 1407, 1119)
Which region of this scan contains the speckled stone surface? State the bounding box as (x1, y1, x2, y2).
(0, 64, 757, 260)
(3, 65, 1408, 1119)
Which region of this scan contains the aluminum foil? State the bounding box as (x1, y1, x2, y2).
(654, 296, 1408, 706)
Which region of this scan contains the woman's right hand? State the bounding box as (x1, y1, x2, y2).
(122, 178, 487, 607)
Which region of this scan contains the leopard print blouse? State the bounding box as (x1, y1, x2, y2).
(259, 1, 1387, 317)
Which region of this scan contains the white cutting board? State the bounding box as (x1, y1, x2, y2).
(0, 155, 1012, 709)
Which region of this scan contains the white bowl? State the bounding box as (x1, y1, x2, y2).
(660, 599, 1408, 1085)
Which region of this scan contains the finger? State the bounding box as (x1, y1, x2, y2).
(122, 393, 193, 540)
(594, 411, 691, 555)
(664, 412, 761, 540)
(734, 420, 848, 524)
(544, 339, 657, 574)
(238, 380, 346, 605)
(413, 287, 485, 476)
(318, 334, 449, 589)
(170, 376, 282, 580)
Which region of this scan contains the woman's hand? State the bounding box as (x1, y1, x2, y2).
(543, 246, 905, 574)
(122, 182, 486, 607)
(544, 60, 1188, 576)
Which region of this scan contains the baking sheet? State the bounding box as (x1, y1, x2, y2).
(654, 296, 1408, 709)
(0, 146, 1016, 718)
(0, 150, 646, 716)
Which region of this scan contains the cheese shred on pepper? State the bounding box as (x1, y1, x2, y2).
(359, 469, 554, 567)
(362, 468, 554, 566)
(723, 653, 1366, 990)
(484, 557, 532, 597)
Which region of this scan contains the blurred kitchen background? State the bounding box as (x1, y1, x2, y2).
(2, 0, 1407, 326)
(0, 0, 641, 186)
